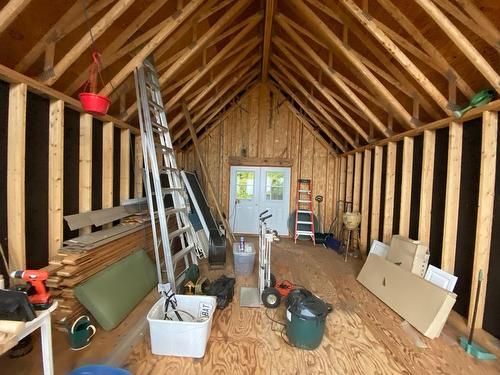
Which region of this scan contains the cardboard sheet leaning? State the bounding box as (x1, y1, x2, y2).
(358, 236, 456, 339)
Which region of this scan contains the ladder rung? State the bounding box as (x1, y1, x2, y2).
(297, 221, 313, 225)
(298, 200, 311, 203)
(155, 143, 173, 153)
(296, 231, 314, 236)
(149, 101, 165, 112)
(145, 80, 161, 91)
(165, 207, 188, 215)
(298, 189, 311, 193)
(162, 187, 183, 195)
(169, 226, 190, 240)
(159, 166, 179, 173)
(173, 244, 195, 263)
(297, 210, 312, 214)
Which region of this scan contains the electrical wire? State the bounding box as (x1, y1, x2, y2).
(264, 308, 295, 348)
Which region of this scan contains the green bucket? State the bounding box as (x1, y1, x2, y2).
(285, 289, 329, 350)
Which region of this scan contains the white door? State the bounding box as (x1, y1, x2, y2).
(229, 166, 290, 235)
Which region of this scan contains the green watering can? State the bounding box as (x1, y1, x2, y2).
(453, 89, 496, 118)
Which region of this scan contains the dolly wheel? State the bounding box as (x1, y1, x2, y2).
(270, 273, 276, 287)
(262, 287, 281, 308)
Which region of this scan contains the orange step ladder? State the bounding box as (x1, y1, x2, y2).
(294, 179, 315, 244)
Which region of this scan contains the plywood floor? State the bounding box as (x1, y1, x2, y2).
(125, 238, 500, 375)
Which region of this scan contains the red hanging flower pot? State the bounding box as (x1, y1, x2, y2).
(79, 52, 110, 116)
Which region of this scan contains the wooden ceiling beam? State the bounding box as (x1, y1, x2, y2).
(42, 0, 135, 86)
(276, 14, 389, 137)
(415, 0, 500, 94)
(16, 0, 115, 73)
(175, 67, 259, 144)
(270, 69, 346, 152)
(261, 0, 276, 81)
(168, 50, 260, 129)
(99, 0, 205, 97)
(206, 8, 260, 49)
(340, 0, 452, 116)
(273, 56, 357, 147)
(66, 0, 168, 95)
(179, 74, 258, 148)
(375, 0, 474, 98)
(454, 0, 500, 44)
(288, 0, 414, 129)
(274, 37, 369, 141)
(0, 0, 32, 35)
(435, 0, 499, 52)
(166, 14, 262, 108)
(198, 0, 238, 22)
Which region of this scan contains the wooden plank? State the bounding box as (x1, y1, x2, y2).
(102, 122, 114, 212)
(415, 0, 500, 94)
(441, 122, 462, 273)
(383, 142, 397, 243)
(7, 83, 27, 270)
(120, 129, 131, 202)
(360, 150, 372, 256)
(44, 0, 135, 85)
(399, 137, 413, 237)
(134, 136, 143, 198)
(339, 156, 347, 206)
(48, 99, 64, 259)
(353, 153, 362, 211)
(468, 111, 497, 329)
(228, 156, 293, 167)
(99, 0, 205, 96)
(346, 155, 354, 204)
(79, 114, 93, 235)
(261, 0, 276, 81)
(0, 0, 31, 34)
(183, 103, 235, 243)
(341, 0, 451, 115)
(370, 146, 383, 243)
(418, 130, 436, 244)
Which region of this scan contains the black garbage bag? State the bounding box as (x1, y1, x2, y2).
(204, 275, 235, 310)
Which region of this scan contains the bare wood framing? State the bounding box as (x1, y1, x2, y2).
(100, 0, 205, 97)
(120, 129, 131, 202)
(346, 154, 354, 204)
(102, 122, 114, 213)
(418, 130, 436, 245)
(7, 83, 27, 270)
(415, 0, 500, 94)
(134, 136, 143, 198)
(441, 122, 462, 273)
(353, 152, 362, 211)
(399, 136, 413, 237)
(79, 114, 93, 235)
(261, 0, 276, 81)
(182, 103, 235, 243)
(43, 0, 135, 86)
(383, 141, 396, 243)
(0, 0, 31, 35)
(360, 149, 371, 255)
(289, 0, 414, 128)
(455, 0, 500, 43)
(370, 146, 383, 243)
(468, 111, 497, 329)
(339, 156, 347, 217)
(48, 99, 64, 259)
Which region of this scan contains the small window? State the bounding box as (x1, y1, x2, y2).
(236, 171, 255, 200)
(266, 171, 284, 200)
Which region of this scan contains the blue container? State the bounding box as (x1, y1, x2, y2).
(70, 365, 132, 375)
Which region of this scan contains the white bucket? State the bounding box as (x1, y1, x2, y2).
(147, 294, 216, 357)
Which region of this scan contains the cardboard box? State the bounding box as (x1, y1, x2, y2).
(387, 235, 430, 277)
(357, 254, 456, 339)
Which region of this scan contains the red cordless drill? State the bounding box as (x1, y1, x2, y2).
(10, 270, 53, 310)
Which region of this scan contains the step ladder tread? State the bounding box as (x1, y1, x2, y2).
(161, 187, 183, 194)
(298, 189, 311, 193)
(297, 221, 313, 225)
(298, 199, 311, 203)
(295, 231, 315, 235)
(169, 225, 191, 239)
(172, 244, 196, 263)
(155, 143, 173, 153)
(297, 209, 313, 214)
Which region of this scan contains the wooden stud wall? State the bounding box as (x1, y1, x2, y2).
(337, 110, 499, 333)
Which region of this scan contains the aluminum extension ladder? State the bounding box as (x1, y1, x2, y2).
(134, 57, 202, 292)
(294, 179, 316, 244)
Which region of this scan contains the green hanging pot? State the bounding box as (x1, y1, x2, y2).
(453, 89, 496, 118)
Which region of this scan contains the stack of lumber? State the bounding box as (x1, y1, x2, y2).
(44, 224, 153, 330)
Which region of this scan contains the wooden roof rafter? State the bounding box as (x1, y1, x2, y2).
(0, 0, 32, 35)
(261, 0, 276, 81)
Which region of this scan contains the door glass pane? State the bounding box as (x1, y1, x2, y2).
(236, 171, 255, 199)
(266, 171, 284, 200)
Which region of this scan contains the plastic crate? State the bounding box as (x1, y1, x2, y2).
(233, 242, 255, 276)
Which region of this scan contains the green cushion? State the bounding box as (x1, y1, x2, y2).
(74, 250, 157, 331)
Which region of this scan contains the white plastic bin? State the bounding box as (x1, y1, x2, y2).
(233, 242, 255, 276)
(147, 294, 216, 357)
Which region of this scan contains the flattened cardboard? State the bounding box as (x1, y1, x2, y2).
(357, 254, 456, 339)
(387, 235, 430, 277)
